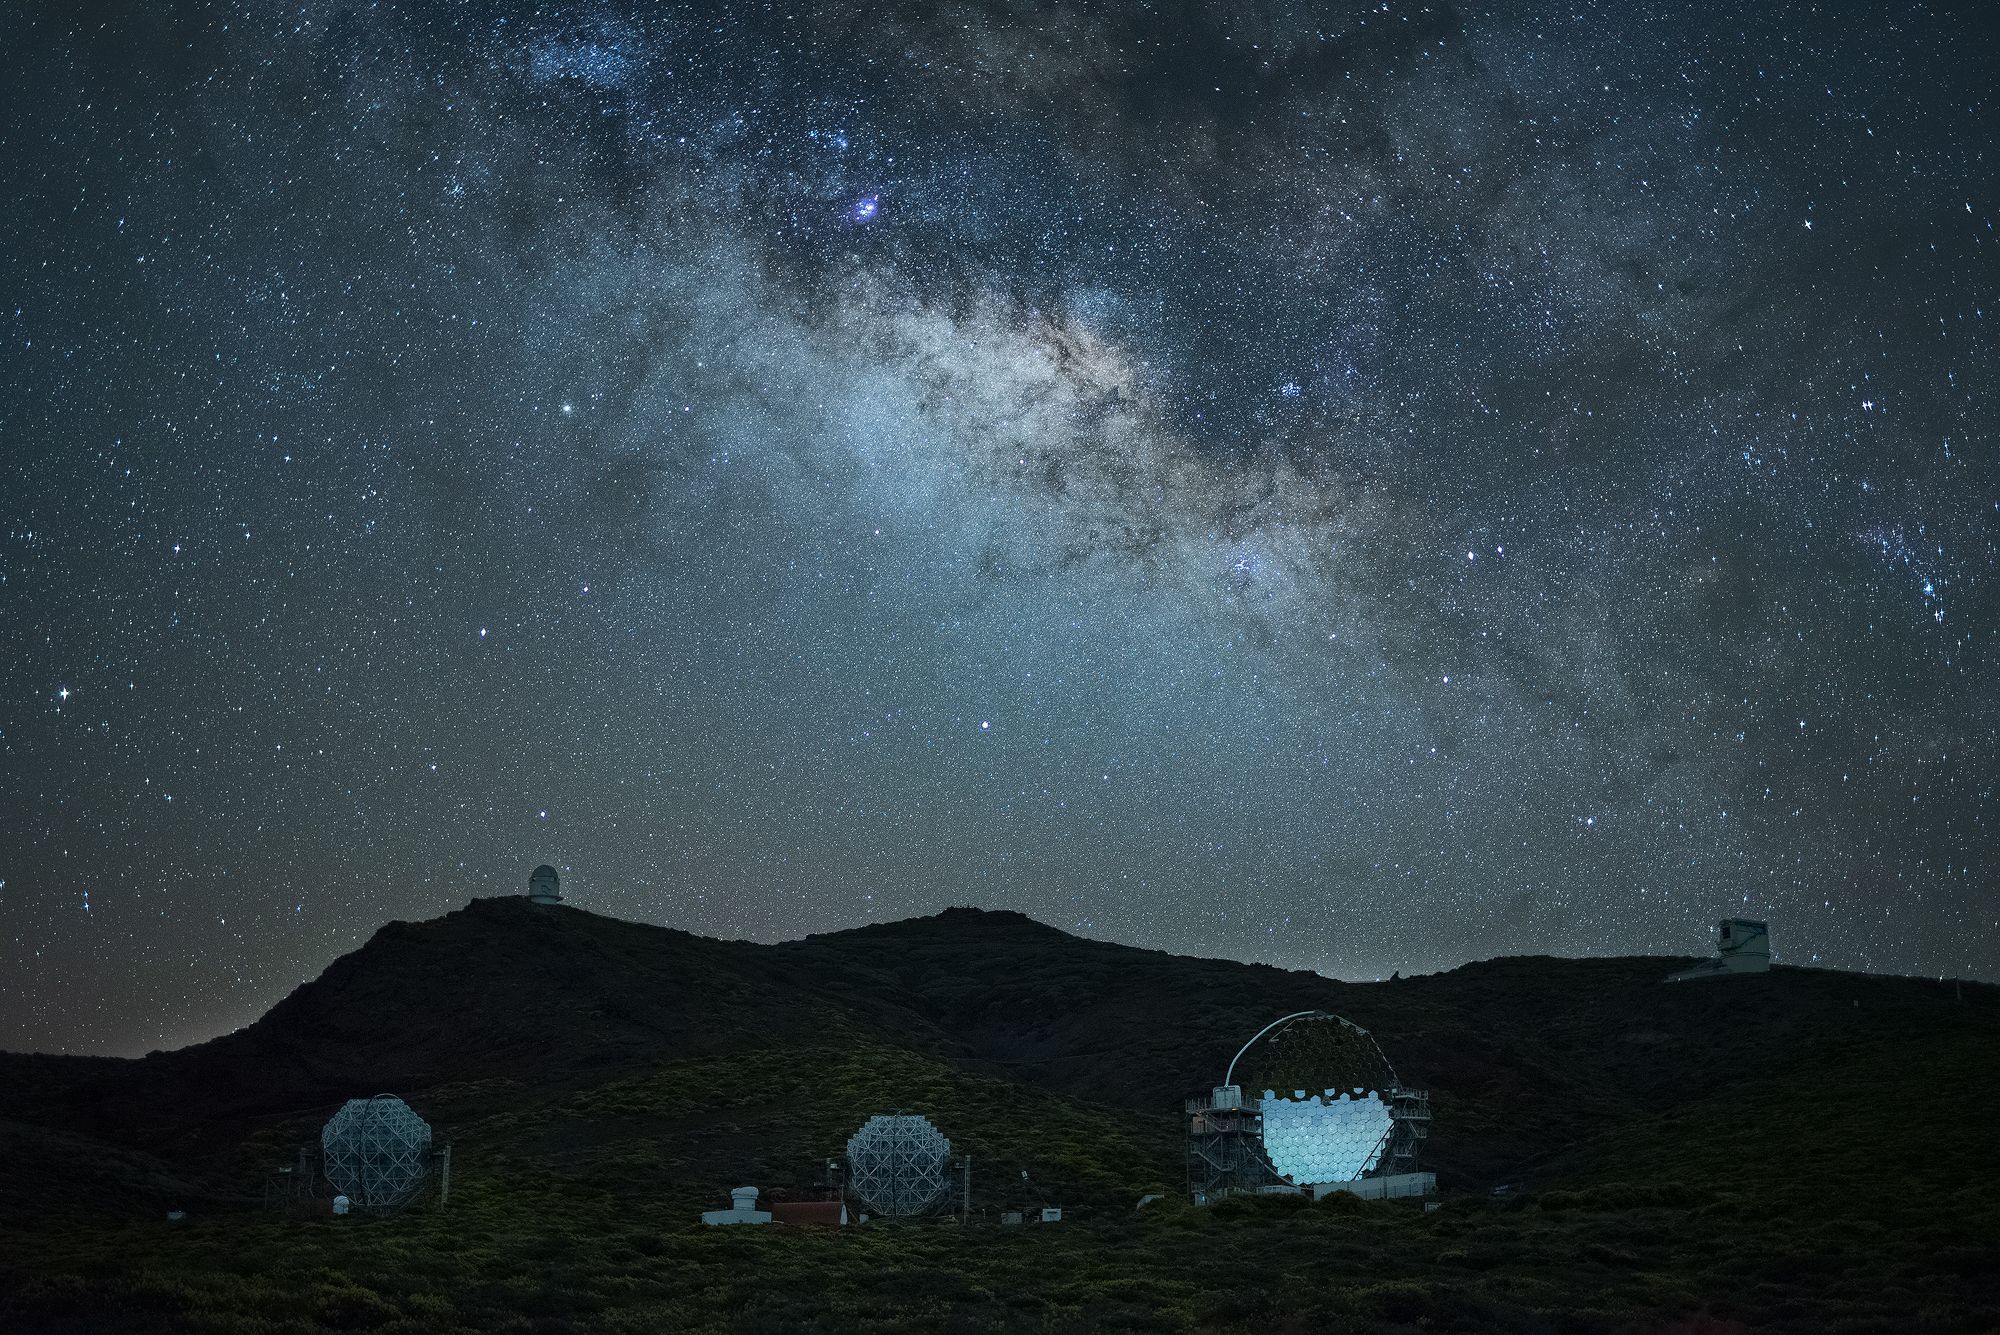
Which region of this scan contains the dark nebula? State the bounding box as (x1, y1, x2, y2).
(2, 1, 1994, 1053)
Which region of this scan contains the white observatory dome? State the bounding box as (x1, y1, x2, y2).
(527, 864, 562, 905)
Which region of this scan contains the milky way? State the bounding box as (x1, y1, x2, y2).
(3, 2, 1995, 1053)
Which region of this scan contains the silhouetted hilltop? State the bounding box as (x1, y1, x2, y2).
(786, 910, 1994, 1185)
(1, 900, 1994, 1214)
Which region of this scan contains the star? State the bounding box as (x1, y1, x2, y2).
(2, 0, 1992, 1057)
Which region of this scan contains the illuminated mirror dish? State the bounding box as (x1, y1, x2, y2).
(1260, 1090, 1393, 1184)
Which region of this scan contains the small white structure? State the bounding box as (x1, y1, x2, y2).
(701, 1186, 772, 1226)
(1667, 919, 1771, 982)
(527, 864, 563, 906)
(331, 1195, 351, 1216)
(1039, 1207, 1063, 1223)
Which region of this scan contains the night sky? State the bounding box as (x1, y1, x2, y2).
(4, 2, 1995, 1056)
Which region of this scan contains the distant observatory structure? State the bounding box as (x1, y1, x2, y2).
(320, 1095, 435, 1210)
(1187, 1011, 1433, 1204)
(527, 864, 563, 905)
(1667, 918, 1771, 982)
(844, 1113, 963, 1219)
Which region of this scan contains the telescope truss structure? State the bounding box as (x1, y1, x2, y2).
(320, 1095, 435, 1211)
(1186, 1011, 1430, 1202)
(844, 1113, 968, 1220)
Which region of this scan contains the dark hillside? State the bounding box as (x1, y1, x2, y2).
(2, 900, 1991, 1197)
(778, 907, 1991, 1185)
(2, 901, 1996, 1333)
(0, 901, 942, 1137)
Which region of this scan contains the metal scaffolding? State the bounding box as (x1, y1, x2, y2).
(320, 1095, 434, 1211)
(1187, 1011, 1432, 1203)
(845, 1113, 957, 1218)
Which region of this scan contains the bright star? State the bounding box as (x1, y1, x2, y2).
(849, 195, 879, 223)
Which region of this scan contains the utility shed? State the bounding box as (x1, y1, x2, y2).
(769, 1201, 849, 1226)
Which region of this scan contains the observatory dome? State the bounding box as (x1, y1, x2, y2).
(527, 864, 562, 905)
(320, 1095, 433, 1209)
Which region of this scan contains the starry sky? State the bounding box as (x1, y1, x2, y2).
(3, 1, 1995, 1055)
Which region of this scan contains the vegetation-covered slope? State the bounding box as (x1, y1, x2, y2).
(1, 900, 1994, 1332)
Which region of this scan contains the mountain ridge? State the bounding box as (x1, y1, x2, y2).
(5, 899, 1998, 1333)
(4, 896, 1992, 1204)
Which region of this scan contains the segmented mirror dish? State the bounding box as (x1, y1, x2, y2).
(845, 1113, 951, 1217)
(320, 1095, 432, 1209)
(1259, 1089, 1393, 1184)
(1235, 1013, 1404, 1186)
